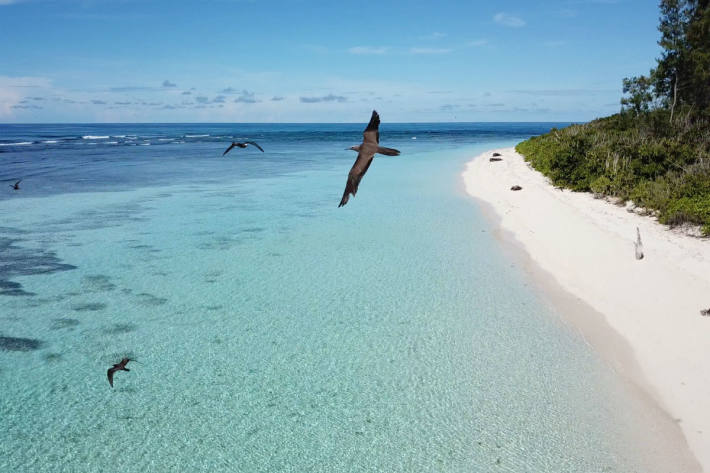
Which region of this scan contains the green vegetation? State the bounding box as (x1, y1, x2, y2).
(516, 0, 710, 235)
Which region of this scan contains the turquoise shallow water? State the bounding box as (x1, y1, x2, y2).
(0, 124, 688, 472)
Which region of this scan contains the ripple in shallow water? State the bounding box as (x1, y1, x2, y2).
(72, 302, 107, 312)
(134, 292, 168, 307)
(102, 323, 137, 335)
(50, 318, 80, 330)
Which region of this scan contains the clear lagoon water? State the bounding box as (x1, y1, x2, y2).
(0, 123, 687, 472)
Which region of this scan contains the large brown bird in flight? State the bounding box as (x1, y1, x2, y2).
(222, 141, 264, 155)
(338, 110, 400, 207)
(107, 358, 133, 388)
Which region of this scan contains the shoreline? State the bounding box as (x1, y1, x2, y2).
(464, 147, 710, 472)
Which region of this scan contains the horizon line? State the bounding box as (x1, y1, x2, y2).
(0, 120, 585, 126)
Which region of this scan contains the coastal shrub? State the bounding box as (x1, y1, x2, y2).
(661, 197, 710, 235)
(515, 111, 710, 233)
(590, 176, 613, 196)
(631, 179, 673, 213)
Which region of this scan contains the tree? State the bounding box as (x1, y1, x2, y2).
(653, 0, 690, 106)
(624, 1, 710, 118)
(685, 0, 710, 112)
(621, 76, 654, 114)
(652, 0, 710, 115)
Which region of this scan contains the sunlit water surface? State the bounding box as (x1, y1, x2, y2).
(0, 123, 684, 472)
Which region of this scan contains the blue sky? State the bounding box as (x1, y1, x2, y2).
(1, 0, 661, 123)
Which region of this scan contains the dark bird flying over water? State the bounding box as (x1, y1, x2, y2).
(107, 358, 133, 388)
(338, 110, 400, 207)
(223, 141, 264, 155)
(9, 180, 21, 190)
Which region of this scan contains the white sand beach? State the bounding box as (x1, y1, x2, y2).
(464, 147, 710, 472)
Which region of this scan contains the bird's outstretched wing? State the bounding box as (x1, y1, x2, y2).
(363, 111, 380, 145)
(107, 367, 115, 388)
(245, 141, 264, 152)
(15, 180, 21, 186)
(338, 151, 374, 207)
(223, 143, 237, 156)
(376, 146, 400, 156)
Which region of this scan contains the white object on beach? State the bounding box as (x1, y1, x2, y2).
(634, 227, 644, 260)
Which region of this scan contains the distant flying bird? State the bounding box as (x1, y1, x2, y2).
(107, 358, 133, 388)
(222, 141, 264, 156)
(9, 180, 21, 190)
(338, 110, 400, 207)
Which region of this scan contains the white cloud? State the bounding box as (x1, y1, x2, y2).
(300, 94, 347, 103)
(234, 90, 258, 103)
(0, 75, 52, 118)
(348, 46, 389, 55)
(468, 39, 488, 47)
(0, 75, 52, 88)
(420, 32, 447, 40)
(493, 12, 526, 28)
(410, 47, 452, 54)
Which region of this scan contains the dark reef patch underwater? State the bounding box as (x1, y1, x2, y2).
(0, 335, 44, 351)
(0, 234, 77, 297)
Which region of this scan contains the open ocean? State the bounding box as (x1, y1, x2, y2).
(0, 123, 682, 472)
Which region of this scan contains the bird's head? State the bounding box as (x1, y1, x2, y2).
(346, 145, 360, 152)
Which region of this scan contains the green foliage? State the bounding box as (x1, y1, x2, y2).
(590, 176, 613, 195)
(662, 197, 710, 235)
(515, 112, 710, 234)
(685, 1, 710, 112)
(621, 76, 654, 114)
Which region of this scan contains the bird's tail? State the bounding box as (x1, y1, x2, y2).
(376, 146, 400, 156)
(338, 192, 350, 207)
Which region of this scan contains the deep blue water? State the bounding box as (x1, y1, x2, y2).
(0, 122, 564, 197)
(0, 123, 687, 472)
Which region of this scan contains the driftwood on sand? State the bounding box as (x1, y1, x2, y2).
(634, 227, 644, 260)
